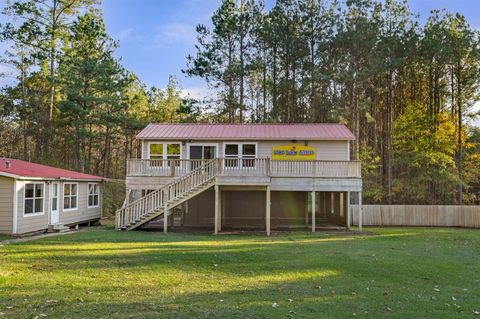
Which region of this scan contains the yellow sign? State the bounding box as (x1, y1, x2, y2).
(272, 144, 316, 160)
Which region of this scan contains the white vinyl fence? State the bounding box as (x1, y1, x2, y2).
(351, 205, 480, 228)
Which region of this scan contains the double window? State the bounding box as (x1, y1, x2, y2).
(64, 183, 78, 210)
(88, 183, 100, 208)
(224, 143, 256, 168)
(24, 183, 44, 215)
(149, 143, 181, 166)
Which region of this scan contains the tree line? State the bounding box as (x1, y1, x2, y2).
(0, 0, 479, 207)
(0, 1, 199, 175)
(185, 0, 480, 204)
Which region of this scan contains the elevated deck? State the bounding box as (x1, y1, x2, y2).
(126, 158, 362, 192)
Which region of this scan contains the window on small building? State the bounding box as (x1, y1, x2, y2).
(64, 183, 78, 210)
(24, 183, 44, 215)
(88, 183, 100, 208)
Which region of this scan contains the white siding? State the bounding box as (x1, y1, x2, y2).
(141, 139, 349, 161)
(16, 180, 49, 234)
(15, 180, 102, 234)
(0, 176, 14, 234)
(59, 181, 102, 226)
(257, 140, 349, 160)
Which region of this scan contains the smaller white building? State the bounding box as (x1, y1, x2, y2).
(0, 158, 104, 235)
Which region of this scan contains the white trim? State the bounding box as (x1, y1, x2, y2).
(0, 172, 102, 182)
(23, 181, 46, 217)
(186, 143, 220, 159)
(311, 191, 316, 233)
(63, 182, 79, 211)
(223, 142, 258, 169)
(146, 141, 183, 160)
(49, 182, 60, 224)
(0, 172, 22, 179)
(358, 191, 363, 232)
(223, 142, 258, 158)
(347, 191, 351, 229)
(12, 180, 18, 234)
(347, 140, 350, 160)
(87, 183, 100, 208)
(23, 212, 45, 217)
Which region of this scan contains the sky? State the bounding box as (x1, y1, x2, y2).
(100, 0, 480, 98)
(1, 0, 480, 121)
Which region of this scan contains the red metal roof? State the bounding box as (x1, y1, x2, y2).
(137, 123, 355, 140)
(0, 158, 105, 181)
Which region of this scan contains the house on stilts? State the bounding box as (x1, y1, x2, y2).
(116, 123, 363, 234)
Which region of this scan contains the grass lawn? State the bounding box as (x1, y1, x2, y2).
(0, 235, 11, 242)
(1, 228, 479, 318)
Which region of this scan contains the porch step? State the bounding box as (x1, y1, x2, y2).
(47, 223, 70, 233)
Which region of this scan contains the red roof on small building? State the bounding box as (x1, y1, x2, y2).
(137, 123, 355, 141)
(0, 158, 105, 181)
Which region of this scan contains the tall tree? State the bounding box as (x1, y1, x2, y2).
(57, 12, 128, 174)
(1, 0, 98, 157)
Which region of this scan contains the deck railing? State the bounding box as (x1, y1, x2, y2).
(127, 159, 209, 176)
(220, 158, 270, 176)
(126, 158, 361, 178)
(270, 160, 361, 178)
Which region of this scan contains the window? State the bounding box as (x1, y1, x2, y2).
(149, 143, 163, 161)
(148, 143, 181, 166)
(64, 183, 78, 210)
(88, 183, 100, 208)
(166, 144, 180, 160)
(224, 144, 239, 167)
(242, 144, 256, 167)
(24, 183, 44, 215)
(223, 143, 256, 168)
(167, 143, 181, 166)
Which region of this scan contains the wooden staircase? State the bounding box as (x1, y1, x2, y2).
(116, 159, 217, 231)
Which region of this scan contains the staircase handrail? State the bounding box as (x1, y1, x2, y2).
(116, 158, 217, 229)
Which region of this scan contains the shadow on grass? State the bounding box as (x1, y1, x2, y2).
(0, 230, 429, 287)
(2, 228, 480, 318)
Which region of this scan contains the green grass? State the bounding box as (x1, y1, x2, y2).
(0, 235, 11, 242)
(1, 227, 479, 318)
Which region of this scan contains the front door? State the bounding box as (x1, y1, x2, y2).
(189, 145, 216, 160)
(50, 182, 59, 224)
(189, 145, 216, 169)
